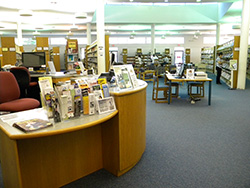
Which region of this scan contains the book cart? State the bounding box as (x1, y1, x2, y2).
(0, 65, 147, 188)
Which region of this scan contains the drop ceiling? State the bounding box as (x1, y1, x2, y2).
(0, 0, 243, 37)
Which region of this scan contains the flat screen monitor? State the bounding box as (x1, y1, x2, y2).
(22, 52, 46, 68)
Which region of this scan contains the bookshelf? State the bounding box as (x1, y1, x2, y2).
(50, 47, 61, 71)
(86, 40, 97, 73)
(1, 37, 16, 66)
(247, 46, 250, 80)
(65, 39, 78, 70)
(201, 47, 215, 73)
(217, 36, 240, 89)
(36, 37, 50, 67)
(122, 48, 128, 64)
(185, 48, 191, 64)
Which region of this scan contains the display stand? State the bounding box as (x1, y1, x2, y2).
(0, 80, 148, 188)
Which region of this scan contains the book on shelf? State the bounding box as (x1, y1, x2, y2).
(13, 119, 53, 133)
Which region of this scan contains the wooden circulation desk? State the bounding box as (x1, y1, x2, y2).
(0, 80, 147, 188)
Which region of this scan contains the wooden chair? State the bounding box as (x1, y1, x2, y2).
(142, 70, 156, 82)
(164, 75, 179, 98)
(187, 82, 205, 98)
(152, 76, 171, 103)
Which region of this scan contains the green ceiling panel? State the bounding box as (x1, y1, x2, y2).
(218, 3, 233, 20)
(92, 4, 230, 24)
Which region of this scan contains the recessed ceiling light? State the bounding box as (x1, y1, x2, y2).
(19, 9, 33, 17)
(70, 24, 78, 30)
(68, 31, 73, 36)
(75, 12, 87, 19)
(196, 0, 201, 2)
(33, 30, 41, 36)
(129, 0, 133, 2)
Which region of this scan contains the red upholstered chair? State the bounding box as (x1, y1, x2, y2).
(0, 72, 40, 112)
(10, 67, 38, 98)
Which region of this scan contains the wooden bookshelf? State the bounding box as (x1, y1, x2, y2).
(1, 37, 16, 66)
(36, 37, 50, 67)
(65, 39, 78, 70)
(51, 47, 61, 71)
(185, 48, 190, 64)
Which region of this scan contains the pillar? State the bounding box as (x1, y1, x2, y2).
(87, 23, 91, 45)
(17, 21, 23, 46)
(96, 0, 105, 74)
(151, 24, 155, 54)
(237, 0, 250, 89)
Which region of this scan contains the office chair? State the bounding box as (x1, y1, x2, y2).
(10, 67, 38, 98)
(0, 72, 40, 112)
(152, 75, 171, 103)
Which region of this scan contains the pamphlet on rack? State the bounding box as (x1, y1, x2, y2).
(113, 64, 138, 91)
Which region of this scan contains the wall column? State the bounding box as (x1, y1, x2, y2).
(214, 23, 221, 72)
(87, 23, 91, 45)
(17, 21, 23, 46)
(96, 0, 105, 74)
(237, 0, 250, 89)
(151, 24, 155, 54)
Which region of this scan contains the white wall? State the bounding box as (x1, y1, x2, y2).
(111, 35, 211, 65)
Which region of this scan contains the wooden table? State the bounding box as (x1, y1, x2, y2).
(165, 73, 213, 105)
(0, 80, 148, 188)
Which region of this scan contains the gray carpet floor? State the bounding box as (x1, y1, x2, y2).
(1, 74, 250, 188)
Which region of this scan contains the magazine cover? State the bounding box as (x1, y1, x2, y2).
(13, 119, 53, 132)
(96, 97, 116, 114)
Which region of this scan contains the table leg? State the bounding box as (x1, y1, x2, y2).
(168, 80, 172, 104)
(208, 81, 212, 105)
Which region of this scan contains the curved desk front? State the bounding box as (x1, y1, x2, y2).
(0, 80, 147, 188)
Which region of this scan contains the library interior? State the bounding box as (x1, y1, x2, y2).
(0, 0, 250, 188)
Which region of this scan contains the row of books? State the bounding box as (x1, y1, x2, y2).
(38, 76, 116, 123)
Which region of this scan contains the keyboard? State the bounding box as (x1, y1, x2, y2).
(29, 71, 45, 75)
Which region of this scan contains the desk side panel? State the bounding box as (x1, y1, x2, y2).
(17, 125, 103, 188)
(0, 130, 22, 188)
(115, 87, 147, 173)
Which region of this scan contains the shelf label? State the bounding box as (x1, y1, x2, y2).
(9, 47, 16, 52)
(234, 47, 240, 51)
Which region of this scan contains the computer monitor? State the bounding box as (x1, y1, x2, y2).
(176, 63, 186, 78)
(22, 52, 46, 69)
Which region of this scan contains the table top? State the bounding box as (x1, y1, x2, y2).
(0, 108, 118, 140)
(166, 73, 212, 82)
